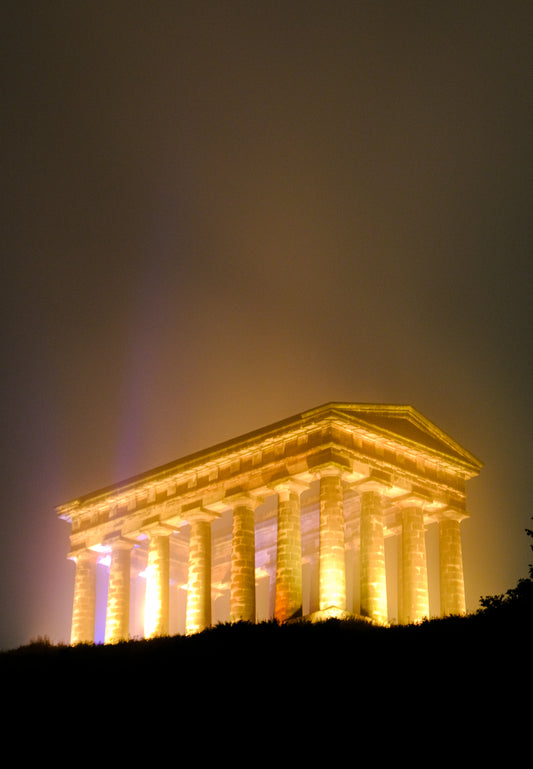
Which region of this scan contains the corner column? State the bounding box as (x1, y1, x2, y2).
(359, 485, 388, 624)
(105, 539, 133, 644)
(274, 482, 304, 623)
(70, 548, 98, 645)
(186, 517, 212, 635)
(438, 510, 467, 616)
(318, 468, 346, 614)
(230, 496, 258, 623)
(144, 528, 172, 638)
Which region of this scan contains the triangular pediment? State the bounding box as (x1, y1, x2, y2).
(306, 402, 483, 470)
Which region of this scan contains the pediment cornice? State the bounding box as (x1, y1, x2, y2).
(58, 402, 482, 520)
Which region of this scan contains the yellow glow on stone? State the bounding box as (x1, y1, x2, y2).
(59, 403, 481, 640)
(308, 608, 352, 622)
(143, 563, 159, 639)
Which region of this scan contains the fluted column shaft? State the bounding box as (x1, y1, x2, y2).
(318, 470, 346, 612)
(186, 519, 212, 634)
(360, 489, 388, 624)
(400, 506, 429, 624)
(105, 542, 131, 644)
(71, 550, 98, 645)
(439, 516, 466, 616)
(144, 533, 170, 638)
(275, 487, 303, 622)
(230, 500, 256, 623)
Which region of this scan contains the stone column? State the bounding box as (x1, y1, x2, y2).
(399, 504, 429, 624)
(230, 497, 256, 623)
(438, 511, 467, 616)
(104, 539, 132, 644)
(70, 549, 98, 645)
(274, 482, 303, 623)
(186, 518, 212, 635)
(397, 531, 403, 625)
(144, 530, 171, 638)
(359, 487, 388, 624)
(318, 468, 346, 614)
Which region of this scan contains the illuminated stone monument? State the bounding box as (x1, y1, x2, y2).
(57, 403, 482, 644)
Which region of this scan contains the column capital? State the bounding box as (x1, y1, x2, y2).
(342, 460, 370, 485)
(353, 478, 389, 494)
(433, 506, 469, 524)
(102, 533, 137, 551)
(270, 478, 309, 499)
(141, 520, 179, 538)
(352, 468, 393, 494)
(181, 504, 221, 524)
(68, 546, 100, 563)
(391, 490, 432, 510)
(225, 490, 264, 509)
(312, 463, 347, 480)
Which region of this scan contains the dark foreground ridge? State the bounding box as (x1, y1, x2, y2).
(1, 607, 531, 746)
(2, 607, 530, 685)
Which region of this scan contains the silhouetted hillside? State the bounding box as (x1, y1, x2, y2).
(2, 601, 530, 752)
(2, 605, 529, 685)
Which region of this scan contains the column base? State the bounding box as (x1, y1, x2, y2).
(297, 608, 389, 626)
(306, 607, 353, 622)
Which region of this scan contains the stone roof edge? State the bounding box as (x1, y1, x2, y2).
(323, 402, 484, 472)
(57, 404, 329, 513)
(56, 401, 482, 515)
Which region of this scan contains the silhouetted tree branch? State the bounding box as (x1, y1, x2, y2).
(478, 519, 533, 615)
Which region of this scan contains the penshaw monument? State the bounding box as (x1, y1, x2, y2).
(57, 402, 482, 644)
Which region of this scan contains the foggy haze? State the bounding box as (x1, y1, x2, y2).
(1, 2, 532, 649)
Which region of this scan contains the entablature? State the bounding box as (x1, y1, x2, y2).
(58, 403, 481, 549)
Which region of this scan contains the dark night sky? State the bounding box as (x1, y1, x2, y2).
(1, 2, 532, 649)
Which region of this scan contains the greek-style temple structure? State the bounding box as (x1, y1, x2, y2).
(57, 402, 483, 644)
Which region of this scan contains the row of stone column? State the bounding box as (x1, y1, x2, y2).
(69, 471, 466, 644)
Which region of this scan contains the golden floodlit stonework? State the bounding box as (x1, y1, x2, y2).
(57, 403, 482, 644)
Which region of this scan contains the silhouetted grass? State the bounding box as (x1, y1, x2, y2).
(1, 608, 529, 741)
(2, 605, 529, 679)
